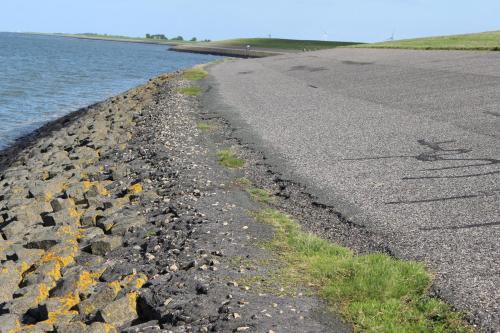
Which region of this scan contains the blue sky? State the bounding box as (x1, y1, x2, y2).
(1, 0, 499, 42)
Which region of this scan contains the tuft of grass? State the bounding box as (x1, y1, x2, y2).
(234, 177, 252, 187)
(253, 209, 472, 333)
(177, 86, 202, 96)
(183, 67, 208, 81)
(217, 149, 245, 169)
(354, 30, 500, 51)
(196, 121, 215, 132)
(246, 188, 275, 204)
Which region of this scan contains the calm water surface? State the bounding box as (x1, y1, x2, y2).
(0, 33, 220, 149)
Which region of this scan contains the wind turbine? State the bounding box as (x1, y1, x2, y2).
(321, 27, 329, 41)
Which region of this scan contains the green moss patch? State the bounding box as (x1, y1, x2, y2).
(253, 209, 472, 333)
(217, 149, 245, 168)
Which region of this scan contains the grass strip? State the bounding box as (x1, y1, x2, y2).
(183, 68, 208, 81)
(178, 86, 202, 96)
(253, 208, 472, 333)
(246, 188, 275, 204)
(217, 149, 245, 168)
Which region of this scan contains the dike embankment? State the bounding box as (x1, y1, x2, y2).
(170, 45, 285, 58)
(0, 71, 347, 333)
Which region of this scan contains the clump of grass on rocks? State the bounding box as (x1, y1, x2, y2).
(253, 208, 472, 333)
(183, 67, 208, 81)
(178, 86, 202, 96)
(217, 149, 245, 168)
(196, 121, 215, 132)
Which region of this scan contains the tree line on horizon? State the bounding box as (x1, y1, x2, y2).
(145, 34, 210, 42)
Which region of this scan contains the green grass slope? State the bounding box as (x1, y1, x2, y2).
(205, 38, 361, 51)
(357, 30, 500, 51)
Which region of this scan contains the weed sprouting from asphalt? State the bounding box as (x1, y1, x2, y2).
(253, 208, 472, 333)
(246, 188, 275, 204)
(217, 149, 245, 168)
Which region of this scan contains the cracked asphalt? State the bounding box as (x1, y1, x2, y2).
(206, 48, 500, 331)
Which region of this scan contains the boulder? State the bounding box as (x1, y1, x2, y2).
(99, 292, 138, 327)
(90, 235, 122, 256)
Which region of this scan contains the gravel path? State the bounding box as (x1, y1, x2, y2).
(0, 73, 347, 332)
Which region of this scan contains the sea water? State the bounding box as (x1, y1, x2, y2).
(0, 32, 220, 149)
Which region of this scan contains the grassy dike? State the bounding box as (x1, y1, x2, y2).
(355, 30, 500, 51)
(201, 38, 361, 51)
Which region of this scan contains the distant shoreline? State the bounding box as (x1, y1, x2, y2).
(23, 32, 187, 46)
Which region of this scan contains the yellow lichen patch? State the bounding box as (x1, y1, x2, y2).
(45, 261, 62, 282)
(5, 317, 21, 333)
(59, 182, 71, 192)
(127, 292, 138, 312)
(82, 180, 111, 197)
(68, 207, 83, 224)
(103, 323, 118, 333)
(42, 293, 80, 325)
(121, 273, 148, 289)
(128, 183, 142, 195)
(35, 283, 50, 304)
(108, 281, 122, 296)
(57, 225, 79, 239)
(82, 180, 93, 191)
(44, 191, 54, 202)
(17, 261, 32, 275)
(58, 292, 81, 310)
(76, 271, 101, 292)
(41, 251, 75, 268)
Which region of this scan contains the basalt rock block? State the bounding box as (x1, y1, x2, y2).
(98, 292, 138, 327)
(90, 235, 122, 256)
(0, 314, 21, 333)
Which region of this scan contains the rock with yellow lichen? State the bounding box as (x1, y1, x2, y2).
(109, 214, 146, 236)
(50, 268, 101, 298)
(0, 314, 21, 333)
(85, 322, 119, 333)
(90, 235, 123, 256)
(53, 321, 87, 333)
(77, 282, 122, 316)
(99, 292, 139, 327)
(4, 283, 49, 316)
(0, 263, 23, 303)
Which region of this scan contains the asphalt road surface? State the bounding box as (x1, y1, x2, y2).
(206, 48, 500, 331)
